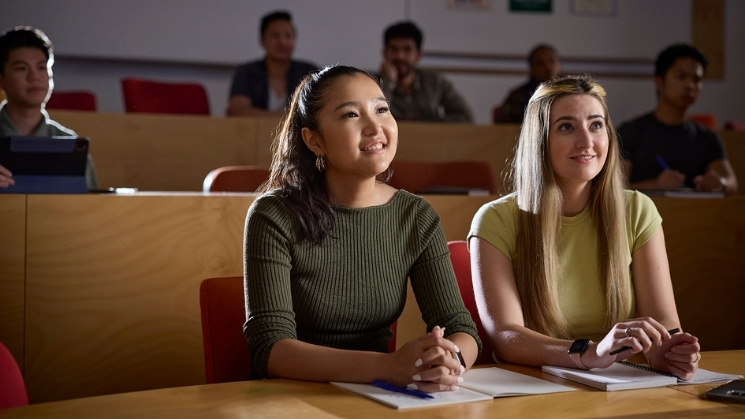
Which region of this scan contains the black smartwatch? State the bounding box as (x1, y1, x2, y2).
(568, 339, 592, 370)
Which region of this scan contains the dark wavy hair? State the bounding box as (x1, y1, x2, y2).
(259, 65, 386, 244)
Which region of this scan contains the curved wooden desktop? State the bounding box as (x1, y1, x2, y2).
(0, 351, 743, 418)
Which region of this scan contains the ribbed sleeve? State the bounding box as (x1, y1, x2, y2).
(243, 190, 480, 378)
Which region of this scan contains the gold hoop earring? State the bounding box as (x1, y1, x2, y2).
(315, 155, 326, 172)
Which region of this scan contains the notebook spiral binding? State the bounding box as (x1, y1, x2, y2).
(616, 361, 677, 378)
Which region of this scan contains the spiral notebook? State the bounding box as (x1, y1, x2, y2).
(542, 361, 742, 392)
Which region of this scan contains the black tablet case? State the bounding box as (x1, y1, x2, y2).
(0, 136, 89, 194)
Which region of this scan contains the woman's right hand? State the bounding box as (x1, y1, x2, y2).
(0, 165, 14, 188)
(586, 317, 674, 369)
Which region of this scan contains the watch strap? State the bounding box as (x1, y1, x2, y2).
(569, 339, 592, 370)
(569, 351, 589, 370)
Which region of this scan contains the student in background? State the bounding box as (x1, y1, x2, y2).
(226, 10, 318, 117)
(618, 44, 737, 195)
(243, 65, 480, 390)
(0, 26, 98, 190)
(494, 44, 561, 124)
(469, 75, 700, 380)
(377, 21, 473, 123)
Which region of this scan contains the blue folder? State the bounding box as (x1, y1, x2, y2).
(0, 136, 89, 194)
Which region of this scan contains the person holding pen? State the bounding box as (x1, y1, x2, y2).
(243, 65, 480, 391)
(618, 44, 737, 195)
(469, 75, 700, 380)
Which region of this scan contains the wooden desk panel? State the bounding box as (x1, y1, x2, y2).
(396, 122, 520, 195)
(24, 194, 254, 402)
(50, 112, 744, 196)
(19, 193, 490, 402)
(3, 193, 744, 403)
(49, 112, 745, 197)
(721, 130, 745, 194)
(651, 197, 745, 350)
(0, 195, 26, 369)
(50, 112, 523, 193)
(50, 112, 261, 191)
(1, 351, 743, 418)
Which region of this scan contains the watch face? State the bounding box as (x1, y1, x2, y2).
(569, 339, 591, 354)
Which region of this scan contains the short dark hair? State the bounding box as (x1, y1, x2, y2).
(0, 26, 53, 74)
(383, 21, 423, 51)
(654, 44, 708, 78)
(260, 10, 293, 38)
(528, 44, 557, 67)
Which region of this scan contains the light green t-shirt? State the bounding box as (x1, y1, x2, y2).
(468, 190, 662, 340)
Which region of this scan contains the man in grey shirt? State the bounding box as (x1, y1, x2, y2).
(377, 21, 473, 123)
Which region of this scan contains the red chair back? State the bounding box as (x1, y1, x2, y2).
(45, 90, 97, 111)
(0, 342, 28, 408)
(121, 77, 210, 115)
(688, 113, 718, 130)
(388, 160, 496, 195)
(492, 106, 502, 123)
(199, 276, 250, 383)
(725, 120, 745, 131)
(447, 240, 495, 365)
(202, 166, 271, 192)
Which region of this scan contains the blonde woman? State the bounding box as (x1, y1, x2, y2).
(468, 75, 700, 380)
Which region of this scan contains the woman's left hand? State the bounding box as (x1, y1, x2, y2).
(650, 332, 700, 381)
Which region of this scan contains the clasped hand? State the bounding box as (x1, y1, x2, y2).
(591, 317, 700, 380)
(693, 169, 727, 192)
(387, 325, 464, 393)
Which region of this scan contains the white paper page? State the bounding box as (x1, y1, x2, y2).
(461, 367, 576, 397)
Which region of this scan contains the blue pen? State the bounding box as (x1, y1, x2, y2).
(372, 380, 434, 399)
(655, 155, 671, 170)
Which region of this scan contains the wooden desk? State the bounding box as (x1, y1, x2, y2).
(1, 194, 743, 404)
(1, 351, 743, 418)
(49, 111, 745, 195)
(49, 111, 522, 193)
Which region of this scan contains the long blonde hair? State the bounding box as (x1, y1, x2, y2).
(510, 75, 629, 338)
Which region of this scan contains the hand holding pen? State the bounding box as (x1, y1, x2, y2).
(609, 327, 680, 355)
(654, 155, 686, 189)
(587, 317, 678, 369)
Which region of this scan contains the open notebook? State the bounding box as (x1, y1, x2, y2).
(542, 361, 742, 392)
(331, 367, 575, 410)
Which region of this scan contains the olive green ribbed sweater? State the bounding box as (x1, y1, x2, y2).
(243, 190, 480, 378)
